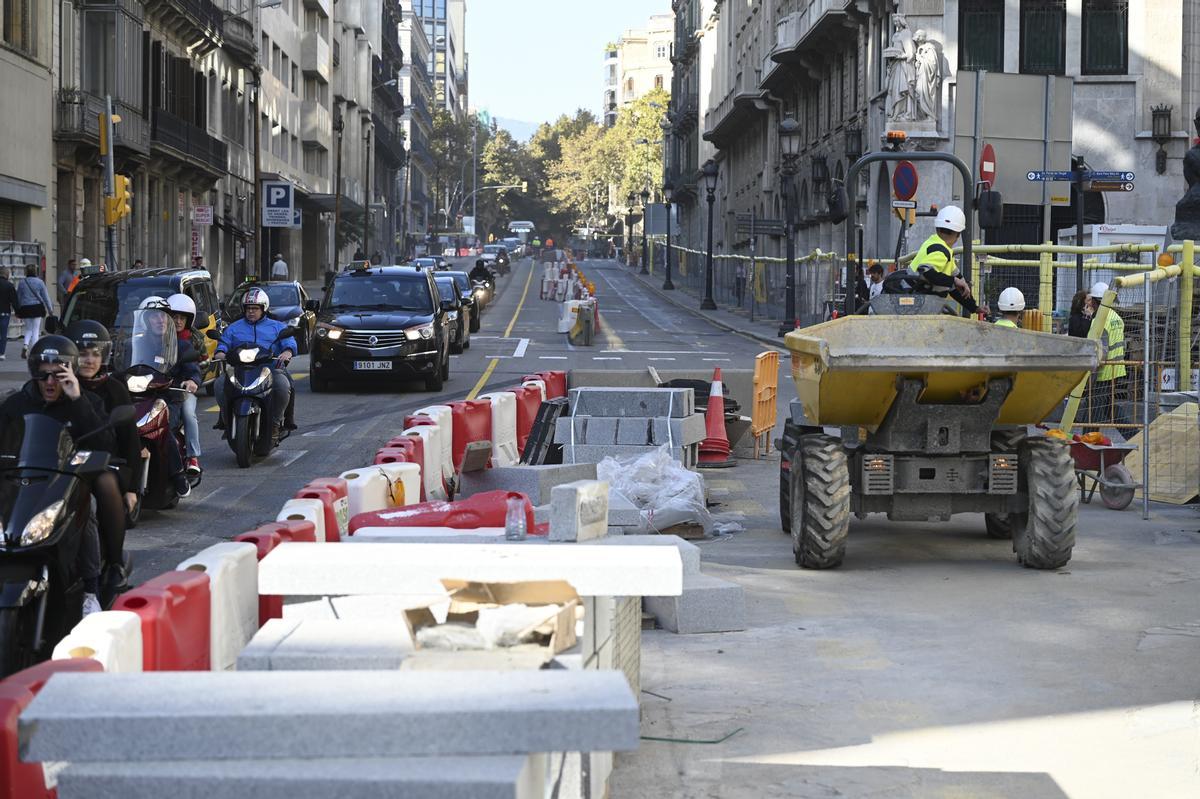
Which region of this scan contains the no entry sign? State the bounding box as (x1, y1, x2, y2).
(892, 160, 918, 201)
(979, 143, 996, 189)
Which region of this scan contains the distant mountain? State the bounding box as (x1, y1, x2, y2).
(495, 117, 538, 142)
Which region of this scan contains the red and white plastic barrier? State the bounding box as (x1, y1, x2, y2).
(233, 528, 285, 626)
(349, 490, 536, 535)
(412, 404, 454, 482)
(176, 542, 259, 671)
(403, 425, 448, 500)
(522, 378, 547, 402)
(295, 478, 350, 540)
(339, 468, 393, 516)
(478, 391, 519, 466)
(449, 400, 493, 471)
(277, 498, 328, 543)
(508, 385, 542, 454)
(113, 571, 212, 671)
(51, 610, 143, 672)
(524, 371, 567, 399)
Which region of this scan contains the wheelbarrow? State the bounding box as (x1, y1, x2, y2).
(1069, 440, 1140, 510)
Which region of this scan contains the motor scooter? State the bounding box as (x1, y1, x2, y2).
(209, 327, 296, 468)
(0, 408, 133, 676)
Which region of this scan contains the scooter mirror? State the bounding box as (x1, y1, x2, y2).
(304, 299, 320, 313)
(109, 404, 135, 427)
(206, 329, 221, 341)
(276, 326, 298, 341)
(194, 313, 211, 330)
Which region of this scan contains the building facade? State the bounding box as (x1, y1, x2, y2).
(414, 0, 465, 118)
(399, 8, 434, 253)
(670, 0, 1199, 320)
(368, 0, 406, 262)
(607, 12, 674, 121)
(602, 44, 620, 126)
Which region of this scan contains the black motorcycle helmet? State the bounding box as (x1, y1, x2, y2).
(65, 319, 113, 386)
(475, 259, 486, 269)
(27, 335, 80, 379)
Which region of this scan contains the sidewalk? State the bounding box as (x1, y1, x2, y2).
(0, 336, 30, 395)
(599, 258, 791, 350)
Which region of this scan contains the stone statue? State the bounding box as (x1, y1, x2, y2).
(1170, 108, 1200, 240)
(912, 30, 943, 124)
(884, 14, 915, 123)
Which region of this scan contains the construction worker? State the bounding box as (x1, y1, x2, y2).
(910, 205, 978, 313)
(1086, 281, 1127, 428)
(995, 287, 1024, 328)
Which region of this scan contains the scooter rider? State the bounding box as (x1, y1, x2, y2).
(213, 287, 297, 440)
(136, 297, 194, 498)
(469, 258, 494, 286)
(165, 294, 204, 477)
(0, 337, 121, 615)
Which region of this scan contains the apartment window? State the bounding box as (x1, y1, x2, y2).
(2, 0, 39, 58)
(1020, 0, 1066, 75)
(59, 1, 75, 85)
(654, 74, 663, 90)
(1082, 0, 1128, 75)
(960, 0, 1004, 72)
(291, 63, 298, 93)
(281, 53, 289, 83)
(82, 11, 117, 95)
(655, 44, 667, 59)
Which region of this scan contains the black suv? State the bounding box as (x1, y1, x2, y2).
(310, 265, 451, 392)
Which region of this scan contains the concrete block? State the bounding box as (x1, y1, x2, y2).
(616, 417, 652, 445)
(258, 542, 683, 598)
(643, 573, 745, 634)
(533, 504, 550, 524)
(586, 535, 700, 575)
(282, 591, 451, 622)
(277, 498, 327, 543)
(177, 542, 259, 671)
(605, 491, 642, 527)
(568, 387, 693, 418)
(553, 416, 619, 446)
(549, 480, 609, 542)
(458, 463, 597, 505)
(651, 414, 707, 447)
(56, 756, 545, 799)
(562, 444, 692, 466)
(52, 611, 143, 673)
(237, 619, 415, 671)
(20, 671, 641, 761)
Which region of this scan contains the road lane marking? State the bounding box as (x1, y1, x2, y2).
(703, 358, 732, 362)
(205, 405, 219, 413)
(272, 449, 309, 467)
(647, 357, 676, 362)
(593, 356, 622, 361)
(602, 349, 728, 355)
(468, 264, 535, 400)
(539, 356, 568, 360)
(303, 423, 345, 437)
(512, 338, 529, 357)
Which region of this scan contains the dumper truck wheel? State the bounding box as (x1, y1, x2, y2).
(984, 514, 1013, 540)
(778, 421, 803, 534)
(1012, 438, 1077, 570)
(791, 434, 851, 569)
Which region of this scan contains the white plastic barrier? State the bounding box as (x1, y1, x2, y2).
(404, 426, 447, 501)
(413, 405, 455, 483)
(339, 468, 392, 516)
(558, 300, 584, 334)
(374, 462, 422, 507)
(522, 379, 547, 402)
(478, 391, 519, 466)
(277, 498, 328, 543)
(52, 611, 143, 672)
(177, 542, 259, 671)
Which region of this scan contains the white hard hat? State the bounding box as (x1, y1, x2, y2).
(1089, 282, 1109, 299)
(997, 287, 1025, 312)
(934, 205, 966, 233)
(78, 258, 92, 268)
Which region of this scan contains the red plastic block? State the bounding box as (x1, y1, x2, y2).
(373, 447, 412, 465)
(350, 490, 536, 534)
(250, 519, 317, 544)
(0, 659, 101, 799)
(507, 386, 542, 453)
(303, 478, 350, 539)
(403, 415, 438, 431)
(113, 571, 211, 671)
(233, 530, 284, 626)
(524, 371, 567, 399)
(293, 485, 344, 543)
(449, 400, 493, 471)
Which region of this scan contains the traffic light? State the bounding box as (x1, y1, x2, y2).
(105, 174, 133, 226)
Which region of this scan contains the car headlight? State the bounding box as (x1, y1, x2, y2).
(231, 366, 271, 391)
(21, 500, 64, 547)
(317, 323, 344, 340)
(137, 399, 168, 428)
(405, 323, 435, 341)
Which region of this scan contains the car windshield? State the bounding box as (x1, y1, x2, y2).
(483, 245, 505, 254)
(231, 284, 299, 309)
(328, 275, 433, 313)
(64, 279, 177, 331)
(448, 273, 471, 292)
(435, 278, 458, 302)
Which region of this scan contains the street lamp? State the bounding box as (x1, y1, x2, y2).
(662, 180, 675, 290)
(639, 188, 650, 275)
(778, 113, 802, 337)
(625, 191, 636, 266)
(700, 159, 719, 310)
(844, 125, 863, 163)
(1152, 104, 1173, 174)
(333, 110, 345, 266)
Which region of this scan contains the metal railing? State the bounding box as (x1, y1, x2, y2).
(151, 108, 228, 173)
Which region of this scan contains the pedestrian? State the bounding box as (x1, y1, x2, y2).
(1068, 289, 1091, 337)
(0, 267, 17, 360)
(192, 255, 205, 270)
(353, 247, 366, 261)
(132, 258, 145, 270)
(57, 259, 76, 310)
(867, 263, 885, 300)
(1084, 282, 1127, 429)
(994, 287, 1024, 328)
(271, 253, 288, 280)
(908, 205, 978, 314)
(16, 263, 53, 359)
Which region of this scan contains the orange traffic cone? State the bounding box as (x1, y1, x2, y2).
(698, 368, 735, 469)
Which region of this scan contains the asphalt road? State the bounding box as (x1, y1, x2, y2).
(127, 256, 780, 580)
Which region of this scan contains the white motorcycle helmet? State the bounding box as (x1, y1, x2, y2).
(934, 205, 967, 233)
(997, 287, 1025, 312)
(242, 286, 270, 314)
(166, 293, 197, 328)
(139, 296, 171, 312)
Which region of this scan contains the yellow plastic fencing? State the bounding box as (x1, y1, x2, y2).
(751, 351, 780, 458)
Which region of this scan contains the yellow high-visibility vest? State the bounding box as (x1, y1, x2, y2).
(1097, 310, 1126, 382)
(995, 319, 1018, 329)
(911, 233, 956, 277)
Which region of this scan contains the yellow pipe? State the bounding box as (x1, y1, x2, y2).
(1181, 240, 1194, 391)
(1113, 264, 1181, 288)
(1038, 249, 1054, 333)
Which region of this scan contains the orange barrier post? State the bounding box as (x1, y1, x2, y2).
(698, 368, 735, 469)
(751, 351, 781, 458)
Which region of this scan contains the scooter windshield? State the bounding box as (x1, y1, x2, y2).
(116, 309, 178, 374)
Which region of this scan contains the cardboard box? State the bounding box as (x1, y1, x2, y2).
(401, 580, 580, 670)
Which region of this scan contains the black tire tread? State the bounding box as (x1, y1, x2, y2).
(234, 416, 253, 469)
(778, 420, 803, 534)
(792, 434, 851, 569)
(1014, 438, 1076, 569)
(984, 513, 1013, 540)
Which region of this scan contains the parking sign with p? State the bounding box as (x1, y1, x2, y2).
(262, 180, 294, 228)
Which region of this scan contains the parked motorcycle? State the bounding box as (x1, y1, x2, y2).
(209, 327, 297, 468)
(0, 408, 132, 676)
(118, 306, 199, 517)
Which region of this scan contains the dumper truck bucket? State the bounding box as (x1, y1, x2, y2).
(784, 316, 1101, 428)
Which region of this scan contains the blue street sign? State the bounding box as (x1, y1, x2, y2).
(1026, 171, 1074, 181)
(1084, 170, 1135, 182)
(262, 180, 294, 228)
(892, 160, 919, 201)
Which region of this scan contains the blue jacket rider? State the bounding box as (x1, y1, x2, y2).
(214, 287, 297, 434)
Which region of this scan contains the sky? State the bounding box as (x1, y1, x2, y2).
(465, 0, 672, 140)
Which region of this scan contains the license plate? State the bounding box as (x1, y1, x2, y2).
(353, 361, 392, 371)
